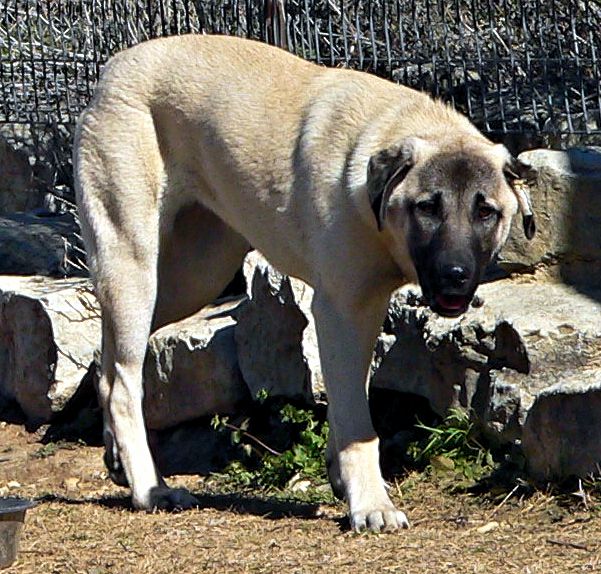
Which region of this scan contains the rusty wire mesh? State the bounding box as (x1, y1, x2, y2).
(1, 0, 600, 142)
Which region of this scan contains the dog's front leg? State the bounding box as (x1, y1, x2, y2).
(312, 290, 410, 532)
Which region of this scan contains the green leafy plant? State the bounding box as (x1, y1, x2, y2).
(407, 408, 495, 482)
(211, 402, 329, 492)
(32, 442, 59, 459)
(258, 404, 329, 487)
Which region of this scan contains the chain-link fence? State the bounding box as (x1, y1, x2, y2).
(2, 0, 600, 139)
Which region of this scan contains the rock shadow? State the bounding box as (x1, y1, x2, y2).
(562, 146, 601, 303)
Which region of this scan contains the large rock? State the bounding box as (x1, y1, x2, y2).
(0, 276, 100, 426)
(238, 251, 601, 480)
(144, 299, 251, 430)
(235, 251, 323, 402)
(0, 212, 85, 277)
(522, 371, 601, 481)
(373, 284, 527, 438)
(500, 147, 601, 286)
(0, 276, 251, 430)
(373, 279, 601, 479)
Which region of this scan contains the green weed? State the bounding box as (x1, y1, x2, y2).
(211, 401, 329, 494)
(407, 408, 496, 484)
(32, 442, 60, 459)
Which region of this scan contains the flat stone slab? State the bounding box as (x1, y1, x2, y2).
(0, 213, 85, 278)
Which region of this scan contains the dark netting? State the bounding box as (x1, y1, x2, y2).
(1, 0, 600, 142)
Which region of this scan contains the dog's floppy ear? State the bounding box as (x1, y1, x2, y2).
(367, 138, 429, 231)
(503, 156, 536, 240)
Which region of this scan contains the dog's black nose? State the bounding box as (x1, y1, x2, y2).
(442, 265, 469, 288)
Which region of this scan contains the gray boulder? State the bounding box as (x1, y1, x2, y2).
(235, 251, 323, 402)
(374, 279, 601, 479)
(144, 299, 251, 430)
(0, 212, 85, 277)
(0, 276, 100, 425)
(0, 275, 250, 430)
(500, 147, 601, 286)
(522, 371, 601, 481)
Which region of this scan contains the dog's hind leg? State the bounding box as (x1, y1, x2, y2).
(75, 109, 198, 511)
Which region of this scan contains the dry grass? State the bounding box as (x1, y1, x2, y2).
(1, 421, 600, 574)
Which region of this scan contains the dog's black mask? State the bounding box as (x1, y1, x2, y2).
(410, 227, 487, 317)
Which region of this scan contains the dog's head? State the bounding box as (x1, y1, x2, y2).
(367, 137, 535, 317)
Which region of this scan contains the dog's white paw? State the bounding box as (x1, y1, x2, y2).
(350, 506, 410, 533)
(137, 487, 199, 512)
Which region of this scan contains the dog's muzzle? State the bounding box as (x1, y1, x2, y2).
(427, 263, 476, 317)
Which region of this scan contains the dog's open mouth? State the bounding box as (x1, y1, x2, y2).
(432, 293, 471, 317)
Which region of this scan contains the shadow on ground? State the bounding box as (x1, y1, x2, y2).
(35, 490, 325, 521)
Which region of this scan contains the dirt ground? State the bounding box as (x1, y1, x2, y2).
(1, 421, 600, 574)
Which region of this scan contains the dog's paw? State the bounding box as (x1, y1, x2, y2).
(144, 486, 200, 512)
(350, 506, 410, 533)
(148, 487, 199, 511)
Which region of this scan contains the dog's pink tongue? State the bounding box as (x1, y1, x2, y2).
(435, 294, 467, 311)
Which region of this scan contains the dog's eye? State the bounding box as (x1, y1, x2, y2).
(477, 204, 498, 220)
(416, 199, 438, 216)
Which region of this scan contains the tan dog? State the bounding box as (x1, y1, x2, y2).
(74, 34, 534, 532)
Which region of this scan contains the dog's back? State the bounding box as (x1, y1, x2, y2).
(76, 35, 470, 280)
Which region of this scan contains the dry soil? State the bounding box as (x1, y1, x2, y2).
(1, 421, 600, 574)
